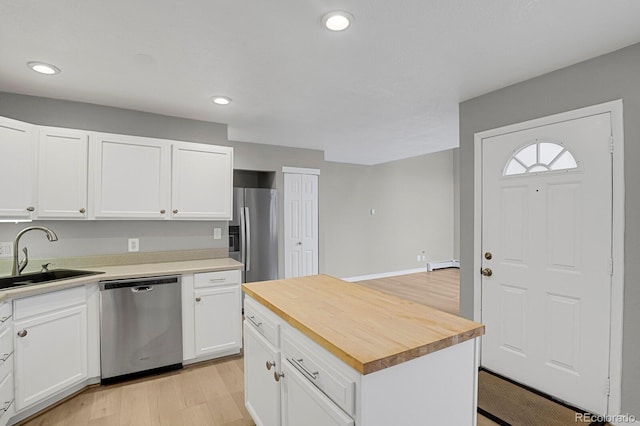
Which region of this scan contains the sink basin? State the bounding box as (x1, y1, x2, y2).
(0, 269, 105, 290)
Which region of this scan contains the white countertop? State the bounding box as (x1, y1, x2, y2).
(0, 258, 243, 302)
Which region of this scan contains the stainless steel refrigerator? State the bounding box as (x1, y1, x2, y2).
(229, 188, 278, 283)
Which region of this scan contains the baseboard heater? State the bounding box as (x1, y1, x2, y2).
(426, 259, 460, 271)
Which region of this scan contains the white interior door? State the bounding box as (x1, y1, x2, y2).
(284, 172, 318, 278)
(481, 113, 612, 415)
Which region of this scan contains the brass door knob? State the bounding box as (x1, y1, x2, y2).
(17, 330, 28, 337)
(481, 268, 493, 277)
(79, 208, 86, 214)
(160, 209, 166, 214)
(195, 297, 202, 302)
(274, 371, 284, 382)
(26, 207, 35, 212)
(266, 360, 276, 370)
(173, 209, 178, 214)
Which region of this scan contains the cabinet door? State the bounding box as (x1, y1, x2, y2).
(36, 127, 89, 219)
(0, 116, 35, 218)
(282, 361, 354, 426)
(244, 322, 280, 426)
(194, 285, 241, 356)
(171, 143, 233, 220)
(14, 305, 88, 410)
(92, 133, 170, 219)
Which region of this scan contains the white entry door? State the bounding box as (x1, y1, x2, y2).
(481, 113, 613, 415)
(284, 172, 319, 278)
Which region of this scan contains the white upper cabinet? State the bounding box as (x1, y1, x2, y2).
(36, 127, 89, 219)
(0, 117, 35, 218)
(171, 143, 233, 220)
(91, 133, 171, 219)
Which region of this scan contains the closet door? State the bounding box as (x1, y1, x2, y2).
(284, 172, 318, 278)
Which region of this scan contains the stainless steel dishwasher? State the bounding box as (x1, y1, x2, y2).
(99, 275, 183, 383)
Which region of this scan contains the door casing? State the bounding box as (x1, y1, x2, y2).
(473, 99, 624, 415)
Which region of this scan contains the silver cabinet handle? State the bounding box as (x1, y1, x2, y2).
(160, 209, 166, 214)
(26, 206, 35, 212)
(173, 209, 178, 214)
(289, 358, 319, 381)
(0, 353, 10, 362)
(208, 278, 226, 283)
(17, 330, 27, 338)
(131, 286, 154, 293)
(266, 360, 276, 370)
(244, 207, 251, 272)
(247, 316, 262, 328)
(195, 297, 202, 302)
(274, 371, 284, 382)
(79, 208, 86, 214)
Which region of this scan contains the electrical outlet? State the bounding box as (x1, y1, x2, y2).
(416, 255, 421, 261)
(128, 238, 139, 252)
(213, 228, 222, 240)
(0, 242, 12, 259)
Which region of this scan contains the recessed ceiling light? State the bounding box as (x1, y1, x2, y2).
(322, 11, 354, 31)
(211, 96, 231, 105)
(27, 61, 61, 75)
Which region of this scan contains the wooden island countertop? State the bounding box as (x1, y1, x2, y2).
(242, 274, 485, 375)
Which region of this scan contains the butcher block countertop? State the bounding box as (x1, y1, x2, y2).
(242, 274, 485, 375)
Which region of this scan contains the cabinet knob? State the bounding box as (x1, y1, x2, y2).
(266, 360, 276, 371)
(79, 208, 86, 214)
(173, 209, 179, 214)
(26, 206, 35, 212)
(195, 297, 202, 302)
(274, 371, 284, 382)
(481, 268, 493, 277)
(17, 330, 28, 338)
(160, 209, 166, 214)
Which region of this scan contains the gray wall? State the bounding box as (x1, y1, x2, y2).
(321, 151, 455, 278)
(459, 42, 640, 416)
(0, 92, 455, 280)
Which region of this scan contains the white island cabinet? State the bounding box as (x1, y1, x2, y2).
(243, 275, 485, 426)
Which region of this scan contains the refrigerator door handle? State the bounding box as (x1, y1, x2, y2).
(245, 206, 251, 272)
(240, 206, 246, 268)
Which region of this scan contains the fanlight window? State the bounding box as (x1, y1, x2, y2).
(504, 142, 578, 176)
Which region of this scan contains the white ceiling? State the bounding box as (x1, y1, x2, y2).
(1, 1, 640, 165)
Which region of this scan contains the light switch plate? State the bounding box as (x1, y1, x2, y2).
(213, 228, 222, 240)
(0, 242, 12, 258)
(128, 238, 139, 252)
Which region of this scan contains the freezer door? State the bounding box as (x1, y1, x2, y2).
(244, 188, 278, 282)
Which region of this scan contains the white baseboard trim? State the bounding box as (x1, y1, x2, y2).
(342, 268, 428, 282)
(426, 259, 460, 271)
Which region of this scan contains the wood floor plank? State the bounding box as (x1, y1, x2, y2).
(180, 402, 216, 426)
(147, 375, 185, 426)
(89, 386, 121, 420)
(118, 381, 152, 426)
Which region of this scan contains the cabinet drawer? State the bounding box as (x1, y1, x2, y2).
(14, 286, 85, 320)
(0, 370, 13, 418)
(0, 327, 11, 367)
(244, 297, 281, 348)
(0, 303, 11, 324)
(282, 329, 356, 417)
(194, 270, 240, 289)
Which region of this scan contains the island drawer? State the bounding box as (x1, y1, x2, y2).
(282, 328, 357, 417)
(194, 270, 240, 289)
(0, 303, 11, 324)
(244, 297, 281, 348)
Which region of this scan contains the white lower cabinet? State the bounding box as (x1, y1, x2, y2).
(183, 270, 242, 363)
(0, 302, 14, 426)
(282, 361, 354, 426)
(13, 286, 89, 412)
(244, 321, 281, 426)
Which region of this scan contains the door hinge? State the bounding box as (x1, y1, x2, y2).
(604, 378, 611, 396)
(609, 136, 614, 153)
(608, 257, 614, 276)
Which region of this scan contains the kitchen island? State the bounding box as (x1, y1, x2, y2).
(242, 274, 485, 426)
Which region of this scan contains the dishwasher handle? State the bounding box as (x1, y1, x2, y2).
(131, 285, 154, 293)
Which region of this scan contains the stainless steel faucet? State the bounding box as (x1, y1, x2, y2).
(12, 226, 59, 276)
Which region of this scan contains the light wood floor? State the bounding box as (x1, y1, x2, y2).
(22, 269, 497, 426)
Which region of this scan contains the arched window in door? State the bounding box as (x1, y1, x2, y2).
(503, 141, 578, 176)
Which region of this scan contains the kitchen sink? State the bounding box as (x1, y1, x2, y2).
(0, 269, 104, 290)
